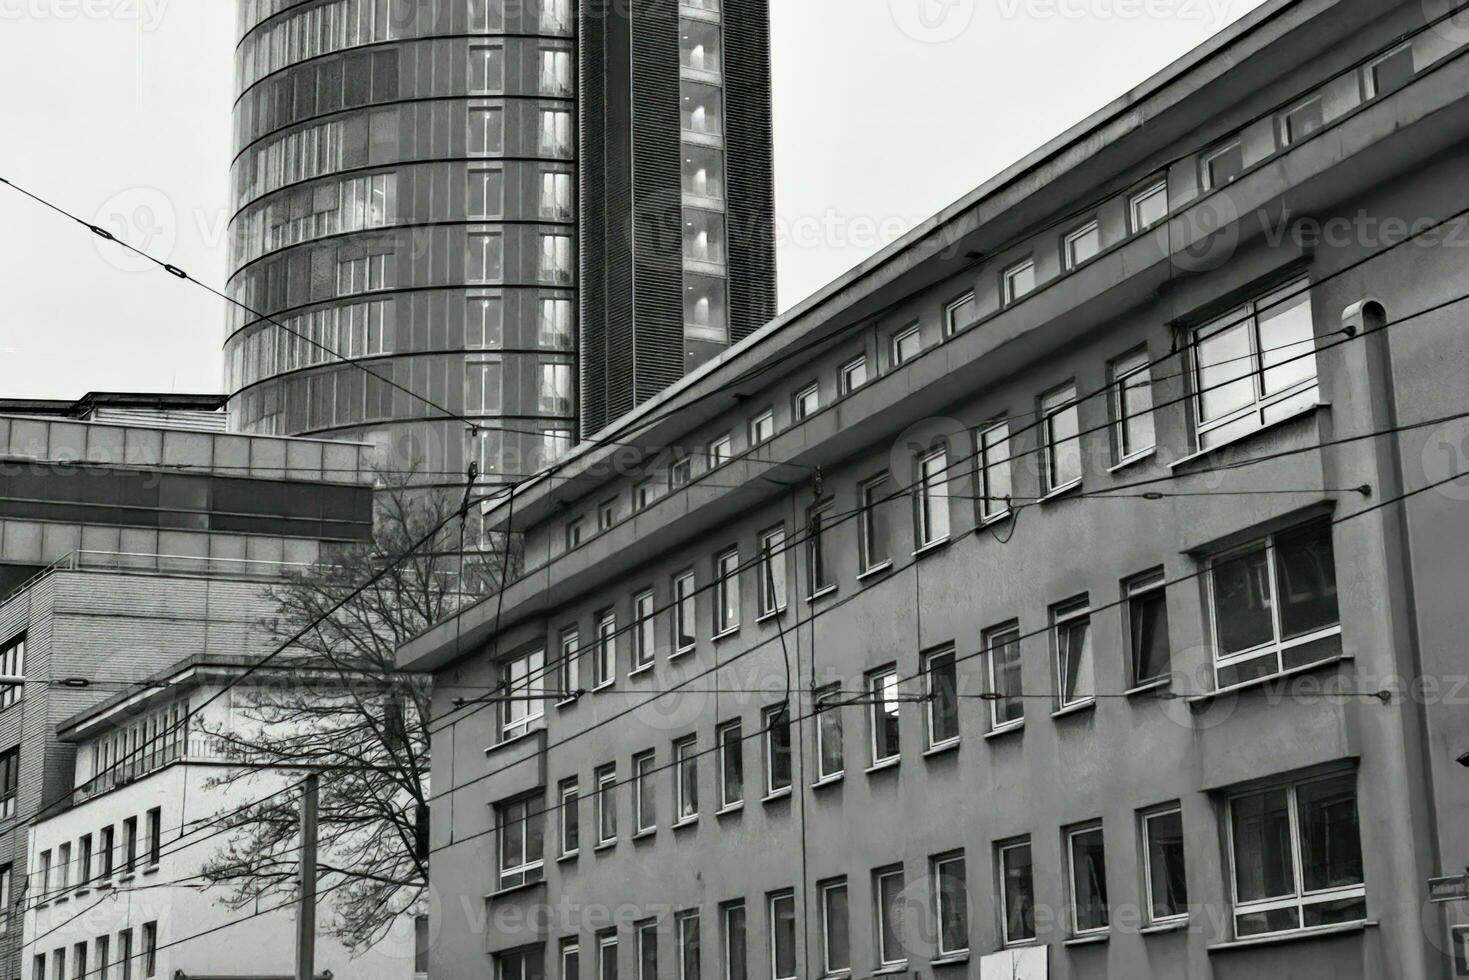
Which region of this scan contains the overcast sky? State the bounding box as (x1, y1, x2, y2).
(0, 0, 1268, 400)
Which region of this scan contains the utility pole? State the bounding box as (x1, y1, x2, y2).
(295, 773, 319, 980)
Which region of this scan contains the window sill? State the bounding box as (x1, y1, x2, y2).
(811, 773, 844, 790)
(590, 680, 615, 693)
(1185, 654, 1349, 707)
(117, 873, 136, 884)
(1139, 918, 1191, 935)
(1108, 448, 1157, 474)
(712, 627, 741, 643)
(978, 509, 1014, 529)
(557, 851, 579, 863)
(74, 887, 91, 899)
(856, 561, 893, 582)
(755, 608, 788, 625)
(873, 963, 910, 976)
(806, 585, 838, 604)
(555, 695, 582, 709)
(761, 787, 792, 805)
(1170, 400, 1327, 471)
(912, 537, 951, 559)
(985, 721, 1024, 741)
(627, 663, 654, 679)
(1039, 479, 1083, 504)
(484, 878, 546, 900)
(671, 815, 698, 831)
(930, 953, 970, 967)
(484, 727, 544, 756)
(631, 828, 656, 841)
(1206, 919, 1376, 953)
(865, 757, 900, 775)
(1051, 698, 1096, 720)
(923, 739, 960, 759)
(593, 841, 616, 853)
(715, 802, 744, 817)
(54, 895, 70, 906)
(1125, 677, 1172, 697)
(669, 646, 697, 661)
(1064, 932, 1110, 947)
(143, 863, 159, 875)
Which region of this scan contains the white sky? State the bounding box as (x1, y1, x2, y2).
(0, 0, 1269, 400)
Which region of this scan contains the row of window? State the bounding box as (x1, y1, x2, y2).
(496, 768, 1363, 979)
(33, 921, 158, 980)
(235, 43, 399, 147)
(232, 171, 397, 267)
(35, 807, 163, 906)
(236, 0, 575, 38)
(678, 6, 730, 347)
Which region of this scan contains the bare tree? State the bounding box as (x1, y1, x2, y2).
(200, 472, 516, 952)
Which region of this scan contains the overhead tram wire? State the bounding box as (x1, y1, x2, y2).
(427, 278, 1469, 732)
(424, 460, 1469, 851)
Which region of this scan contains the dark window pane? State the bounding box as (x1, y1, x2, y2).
(1274, 522, 1339, 639)
(1069, 829, 1109, 932)
(1214, 547, 1274, 655)
(1297, 775, 1363, 892)
(1302, 895, 1368, 928)
(1003, 845, 1036, 942)
(1146, 811, 1189, 920)
(929, 655, 959, 743)
(1130, 589, 1171, 684)
(1230, 788, 1294, 903)
(938, 860, 969, 953)
(1236, 905, 1301, 937)
(771, 897, 796, 977)
(823, 886, 849, 972)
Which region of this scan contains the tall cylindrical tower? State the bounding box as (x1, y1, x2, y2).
(225, 0, 579, 488)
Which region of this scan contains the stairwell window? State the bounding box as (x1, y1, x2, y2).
(496, 796, 544, 890)
(1191, 281, 1317, 450)
(1227, 772, 1364, 937)
(1208, 518, 1340, 688)
(915, 447, 950, 547)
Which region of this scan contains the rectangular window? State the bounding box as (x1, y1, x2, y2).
(57, 842, 71, 891)
(558, 778, 579, 856)
(538, 296, 574, 348)
(560, 940, 580, 980)
(598, 500, 616, 531)
(468, 167, 503, 219)
(1228, 773, 1364, 937)
(757, 526, 787, 616)
(792, 383, 819, 421)
(1, 745, 19, 819)
(123, 817, 138, 871)
(1130, 177, 1169, 233)
(1280, 96, 1325, 145)
(945, 292, 979, 336)
(674, 736, 698, 822)
(1142, 806, 1189, 923)
(684, 273, 729, 342)
(818, 878, 850, 974)
(915, 448, 951, 546)
(1202, 138, 1244, 189)
(464, 358, 503, 414)
(924, 648, 960, 748)
(1366, 43, 1415, 98)
(539, 233, 575, 285)
(145, 808, 161, 867)
(998, 839, 1036, 945)
(94, 937, 109, 979)
(708, 434, 733, 467)
(143, 921, 157, 976)
(677, 910, 700, 980)
(763, 704, 792, 795)
(497, 797, 544, 890)
(859, 476, 892, 572)
(1041, 383, 1082, 492)
(1053, 598, 1094, 709)
(468, 106, 504, 155)
(100, 826, 115, 878)
(469, 44, 504, 92)
(717, 720, 743, 809)
(1110, 348, 1156, 462)
(969, 421, 1013, 525)
(749, 409, 775, 446)
(539, 50, 573, 97)
(986, 623, 1025, 730)
(715, 549, 740, 634)
(673, 572, 697, 653)
(934, 853, 969, 956)
(891, 325, 921, 366)
(77, 834, 93, 886)
(1064, 220, 1101, 269)
(595, 765, 617, 845)
(1191, 280, 1317, 449)
(119, 930, 132, 980)
(632, 591, 655, 670)
(594, 612, 616, 688)
(565, 520, 584, 552)
(875, 867, 907, 966)
(558, 627, 580, 700)
(721, 902, 747, 980)
(0, 635, 23, 711)
(806, 500, 835, 597)
(868, 668, 901, 765)
(1126, 571, 1171, 687)
(1002, 258, 1036, 305)
(768, 892, 797, 980)
(598, 932, 618, 980)
(815, 687, 844, 781)
(1067, 824, 1109, 935)
(467, 231, 504, 282)
(540, 361, 574, 414)
(539, 109, 573, 156)
(682, 144, 726, 202)
(73, 942, 86, 980)
(634, 751, 657, 833)
(502, 649, 546, 738)
(1209, 518, 1340, 687)
(839, 355, 868, 395)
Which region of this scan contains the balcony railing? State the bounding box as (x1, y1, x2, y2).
(74, 735, 229, 803)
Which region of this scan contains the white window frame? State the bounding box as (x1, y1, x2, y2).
(867, 668, 900, 765)
(496, 797, 543, 890)
(595, 765, 617, 845)
(1364, 42, 1415, 99)
(633, 751, 657, 833)
(558, 627, 580, 701)
(1110, 348, 1156, 464)
(672, 571, 697, 654)
(976, 420, 1013, 524)
(708, 433, 733, 467)
(998, 838, 1035, 946)
(933, 853, 970, 957)
(1224, 773, 1365, 938)
(1066, 823, 1110, 936)
(632, 590, 655, 670)
(944, 292, 978, 336)
(1125, 571, 1171, 688)
(815, 686, 844, 782)
(768, 891, 797, 980)
(676, 910, 700, 980)
(806, 500, 835, 599)
(1206, 519, 1341, 685)
(874, 867, 908, 967)
(1002, 258, 1036, 306)
(818, 878, 850, 975)
(594, 612, 616, 689)
(598, 932, 618, 980)
(714, 549, 740, 635)
(923, 648, 960, 749)
(1052, 598, 1094, 710)
(838, 355, 868, 395)
(748, 408, 775, 447)
(1140, 805, 1189, 925)
(501, 649, 546, 739)
(1063, 219, 1101, 270)
(717, 720, 743, 809)
(721, 902, 746, 980)
(558, 778, 579, 857)
(757, 526, 787, 617)
(792, 383, 819, 421)
(890, 325, 921, 366)
(1129, 177, 1169, 234)
(915, 447, 951, 547)
(669, 457, 693, 489)
(674, 736, 698, 822)
(560, 940, 580, 980)
(1278, 94, 1325, 147)
(763, 704, 792, 795)
(1040, 382, 1082, 493)
(858, 476, 891, 573)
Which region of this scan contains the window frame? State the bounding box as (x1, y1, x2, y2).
(838, 355, 868, 395)
(1001, 258, 1036, 306)
(595, 765, 617, 845)
(814, 685, 844, 783)
(748, 408, 776, 447)
(757, 525, 788, 617)
(768, 890, 798, 980)
(805, 499, 835, 599)
(818, 877, 850, 974)
(672, 571, 698, 654)
(501, 648, 546, 739)
(558, 627, 581, 703)
(558, 777, 580, 857)
(1128, 177, 1169, 234)
(496, 795, 544, 891)
(914, 446, 951, 547)
(932, 852, 970, 957)
(721, 901, 747, 980)
(1278, 94, 1325, 147)
(1200, 137, 1245, 190)
(717, 719, 744, 809)
(1140, 804, 1189, 925)
(792, 382, 820, 421)
(714, 548, 740, 636)
(673, 735, 699, 823)
(763, 704, 792, 796)
(923, 647, 961, 749)
(676, 909, 701, 980)
(890, 325, 921, 367)
(1363, 42, 1415, 99)
(1065, 822, 1110, 936)
(858, 476, 892, 573)
(997, 838, 1036, 946)
(867, 667, 901, 766)
(1040, 382, 1083, 494)
(708, 433, 733, 467)
(1124, 570, 1171, 688)
(976, 420, 1013, 524)
(593, 612, 617, 690)
(873, 866, 908, 967)
(1109, 347, 1156, 464)
(1052, 597, 1095, 711)
(633, 750, 657, 833)
(944, 292, 979, 336)
(631, 590, 656, 671)
(1063, 219, 1101, 270)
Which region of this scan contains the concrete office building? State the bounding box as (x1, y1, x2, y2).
(223, 0, 776, 489)
(0, 413, 374, 978)
(401, 0, 1469, 976)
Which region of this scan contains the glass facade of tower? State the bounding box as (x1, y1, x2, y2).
(679, 1, 730, 348)
(224, 0, 578, 487)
